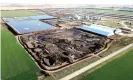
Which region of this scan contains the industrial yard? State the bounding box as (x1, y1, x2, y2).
(1, 6, 133, 80)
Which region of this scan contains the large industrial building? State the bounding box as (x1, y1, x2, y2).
(2, 15, 57, 22)
(6, 20, 55, 34)
(80, 24, 121, 37)
(2, 15, 58, 34)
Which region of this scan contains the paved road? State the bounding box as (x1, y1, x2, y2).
(59, 43, 133, 80)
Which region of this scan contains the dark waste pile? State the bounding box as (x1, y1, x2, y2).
(20, 28, 107, 70)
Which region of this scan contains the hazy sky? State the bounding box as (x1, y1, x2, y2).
(0, 0, 133, 5)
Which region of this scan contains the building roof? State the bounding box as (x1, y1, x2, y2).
(7, 20, 55, 34)
(29, 15, 57, 20)
(2, 15, 57, 22)
(2, 17, 32, 22)
(59, 18, 70, 22)
(80, 24, 116, 36)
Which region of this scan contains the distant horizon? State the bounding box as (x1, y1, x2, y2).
(0, 3, 133, 6)
(0, 0, 133, 5)
(1, 4, 133, 9)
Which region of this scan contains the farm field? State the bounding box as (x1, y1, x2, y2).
(1, 10, 41, 17)
(124, 21, 133, 26)
(84, 8, 133, 15)
(1, 26, 40, 80)
(82, 49, 133, 80)
(1, 10, 42, 80)
(96, 19, 122, 28)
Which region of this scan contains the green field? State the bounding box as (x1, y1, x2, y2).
(1, 10, 41, 80)
(124, 21, 133, 26)
(82, 49, 133, 80)
(1, 10, 40, 17)
(1, 26, 41, 80)
(96, 19, 122, 28)
(84, 8, 133, 15)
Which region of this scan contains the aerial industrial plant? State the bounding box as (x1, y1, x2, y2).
(1, 5, 133, 80)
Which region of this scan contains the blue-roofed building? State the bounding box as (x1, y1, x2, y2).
(80, 24, 121, 37)
(2, 15, 58, 34)
(2, 17, 16, 22)
(2, 15, 57, 22)
(2, 17, 32, 22)
(6, 20, 55, 34)
(29, 15, 57, 20)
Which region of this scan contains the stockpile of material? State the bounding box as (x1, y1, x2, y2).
(20, 28, 107, 70)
